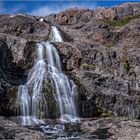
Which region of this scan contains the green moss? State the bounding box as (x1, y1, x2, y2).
(81, 63, 95, 69)
(101, 111, 114, 117)
(96, 105, 102, 114)
(106, 14, 140, 27)
(123, 63, 129, 70)
(105, 43, 114, 48)
(49, 100, 57, 111)
(120, 55, 130, 71)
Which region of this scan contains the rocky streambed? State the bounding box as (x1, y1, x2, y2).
(0, 116, 140, 140)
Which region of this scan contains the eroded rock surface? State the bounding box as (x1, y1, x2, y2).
(80, 117, 140, 140)
(0, 2, 140, 120)
(0, 117, 47, 139)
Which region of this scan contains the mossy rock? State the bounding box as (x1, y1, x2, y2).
(43, 77, 58, 118)
(6, 86, 18, 114)
(101, 111, 115, 117)
(96, 105, 102, 115)
(81, 63, 95, 70)
(105, 43, 115, 48)
(120, 55, 130, 71)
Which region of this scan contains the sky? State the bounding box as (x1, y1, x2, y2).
(0, 0, 139, 16)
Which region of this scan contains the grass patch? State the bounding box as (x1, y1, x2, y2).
(101, 111, 115, 117)
(105, 43, 114, 48)
(81, 63, 95, 69)
(120, 55, 130, 71)
(106, 14, 140, 27)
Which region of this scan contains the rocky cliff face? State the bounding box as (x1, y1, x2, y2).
(0, 2, 140, 119)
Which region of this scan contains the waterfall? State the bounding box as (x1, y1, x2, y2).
(17, 26, 78, 125)
(51, 26, 63, 42)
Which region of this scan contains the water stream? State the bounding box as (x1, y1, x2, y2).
(17, 26, 79, 126)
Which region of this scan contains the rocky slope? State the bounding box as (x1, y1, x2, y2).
(0, 117, 47, 139)
(0, 2, 140, 122)
(80, 117, 140, 140)
(0, 116, 140, 140)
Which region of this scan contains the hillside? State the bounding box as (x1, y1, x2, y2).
(0, 2, 140, 139)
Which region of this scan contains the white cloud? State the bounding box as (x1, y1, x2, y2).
(29, 6, 60, 16)
(29, 3, 96, 16)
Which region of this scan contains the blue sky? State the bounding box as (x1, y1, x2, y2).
(0, 0, 139, 16)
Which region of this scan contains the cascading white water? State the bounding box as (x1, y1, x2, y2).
(51, 26, 63, 42)
(17, 26, 78, 125)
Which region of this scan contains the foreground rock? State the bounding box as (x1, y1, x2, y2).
(81, 117, 140, 140)
(0, 117, 47, 139)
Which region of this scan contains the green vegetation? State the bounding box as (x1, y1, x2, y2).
(105, 43, 114, 48)
(96, 105, 102, 115)
(81, 63, 95, 69)
(120, 55, 130, 71)
(123, 62, 129, 70)
(106, 14, 140, 27)
(101, 110, 115, 117)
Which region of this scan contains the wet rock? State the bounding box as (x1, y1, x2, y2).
(43, 77, 57, 118)
(54, 42, 81, 71)
(0, 36, 36, 116)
